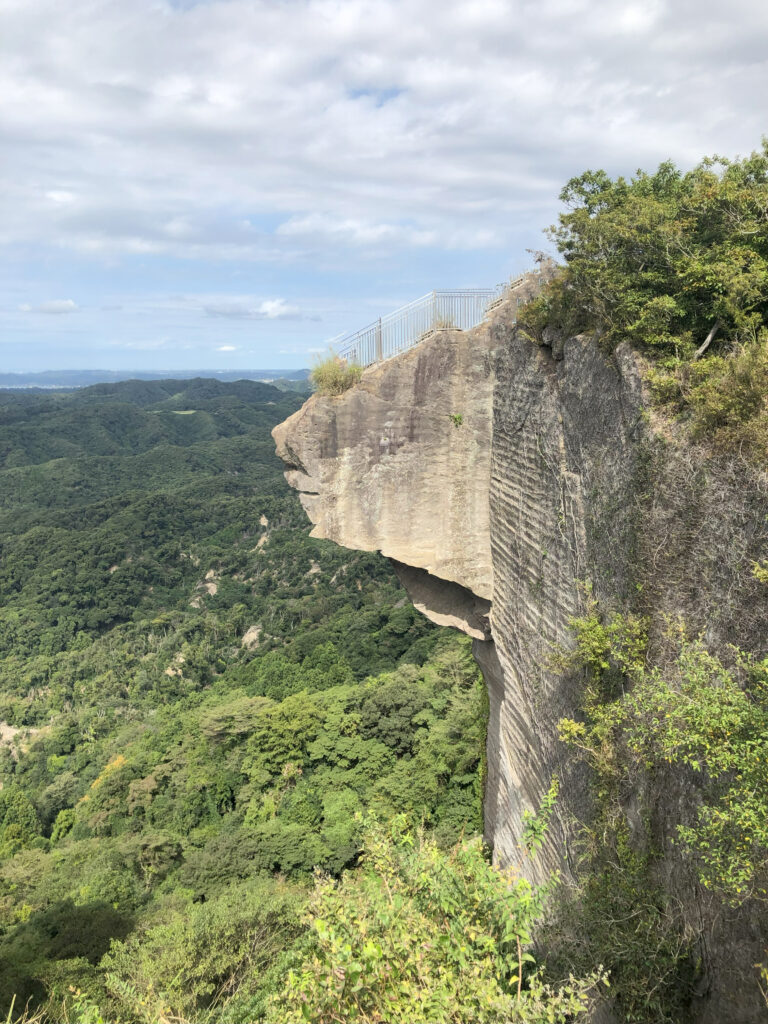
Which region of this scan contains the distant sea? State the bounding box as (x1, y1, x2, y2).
(0, 368, 310, 389)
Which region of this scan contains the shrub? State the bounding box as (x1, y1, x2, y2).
(560, 613, 768, 905)
(522, 141, 768, 465)
(543, 144, 768, 358)
(646, 333, 768, 467)
(684, 334, 768, 460)
(101, 878, 303, 1022)
(310, 355, 362, 397)
(551, 610, 768, 1019)
(270, 817, 603, 1024)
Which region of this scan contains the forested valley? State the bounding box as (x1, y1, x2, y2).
(0, 380, 495, 1022)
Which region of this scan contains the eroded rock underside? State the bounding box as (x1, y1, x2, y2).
(273, 281, 768, 1022)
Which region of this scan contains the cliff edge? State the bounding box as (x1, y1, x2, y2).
(273, 278, 768, 1021)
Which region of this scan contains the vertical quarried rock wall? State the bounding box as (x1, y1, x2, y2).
(484, 324, 648, 880)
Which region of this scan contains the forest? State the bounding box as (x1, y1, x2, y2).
(0, 379, 509, 1022)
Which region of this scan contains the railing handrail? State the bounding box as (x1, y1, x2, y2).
(334, 280, 530, 368)
(340, 292, 434, 345)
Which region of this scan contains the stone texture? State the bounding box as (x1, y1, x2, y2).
(485, 327, 648, 882)
(273, 323, 495, 601)
(390, 560, 491, 639)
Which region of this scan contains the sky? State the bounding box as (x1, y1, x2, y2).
(1, 0, 767, 372)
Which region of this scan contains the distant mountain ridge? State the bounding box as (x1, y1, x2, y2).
(0, 376, 304, 469)
(0, 368, 310, 390)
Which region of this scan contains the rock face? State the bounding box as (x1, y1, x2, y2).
(273, 322, 496, 639)
(273, 278, 768, 1021)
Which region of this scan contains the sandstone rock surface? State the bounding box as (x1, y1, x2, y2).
(272, 324, 494, 603)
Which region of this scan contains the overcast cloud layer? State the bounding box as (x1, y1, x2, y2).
(2, 0, 767, 370)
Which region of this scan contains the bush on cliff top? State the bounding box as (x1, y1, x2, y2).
(310, 354, 363, 396)
(520, 139, 768, 464)
(525, 140, 768, 359)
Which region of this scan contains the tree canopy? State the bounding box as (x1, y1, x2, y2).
(529, 140, 768, 360)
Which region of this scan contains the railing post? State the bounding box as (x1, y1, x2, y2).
(375, 318, 382, 362)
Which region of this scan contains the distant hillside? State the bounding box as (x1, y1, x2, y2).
(0, 377, 489, 1023)
(0, 377, 301, 469)
(0, 368, 310, 390)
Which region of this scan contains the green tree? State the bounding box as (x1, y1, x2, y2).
(0, 789, 41, 853)
(529, 142, 768, 358)
(101, 879, 303, 1023)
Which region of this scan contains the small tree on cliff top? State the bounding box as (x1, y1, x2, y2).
(529, 140, 768, 359)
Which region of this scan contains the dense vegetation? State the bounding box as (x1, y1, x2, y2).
(541, 603, 767, 1022)
(271, 818, 603, 1024)
(523, 139, 768, 465)
(0, 380, 498, 1021)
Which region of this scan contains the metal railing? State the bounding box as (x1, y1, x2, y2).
(335, 280, 526, 368)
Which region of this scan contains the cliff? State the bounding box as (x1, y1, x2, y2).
(273, 277, 768, 1021)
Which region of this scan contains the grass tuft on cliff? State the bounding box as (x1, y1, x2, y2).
(310, 354, 363, 396)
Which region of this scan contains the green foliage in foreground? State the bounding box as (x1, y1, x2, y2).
(310, 355, 363, 396)
(271, 819, 603, 1024)
(551, 605, 768, 1021)
(3, 825, 604, 1024)
(100, 876, 304, 1023)
(0, 640, 487, 1016)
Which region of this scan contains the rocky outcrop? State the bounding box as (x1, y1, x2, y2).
(274, 322, 495, 604)
(273, 276, 768, 1021)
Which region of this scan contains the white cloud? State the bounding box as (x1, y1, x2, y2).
(20, 299, 79, 314)
(274, 213, 494, 249)
(216, 344, 237, 351)
(257, 298, 300, 319)
(0, 0, 764, 268)
(202, 297, 302, 319)
(45, 190, 76, 204)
